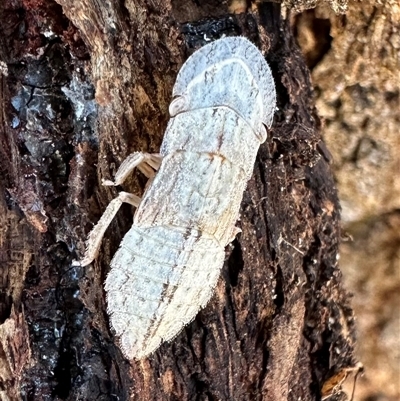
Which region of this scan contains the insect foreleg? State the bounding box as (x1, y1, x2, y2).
(103, 152, 162, 186)
(74, 191, 141, 267)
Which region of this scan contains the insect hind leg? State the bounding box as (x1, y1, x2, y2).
(103, 152, 162, 186)
(73, 191, 141, 267)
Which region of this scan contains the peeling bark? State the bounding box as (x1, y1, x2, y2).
(0, 1, 356, 400)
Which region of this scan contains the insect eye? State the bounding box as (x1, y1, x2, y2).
(169, 96, 186, 117)
(256, 124, 268, 143)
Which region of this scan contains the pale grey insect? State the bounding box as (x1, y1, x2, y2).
(76, 36, 276, 359)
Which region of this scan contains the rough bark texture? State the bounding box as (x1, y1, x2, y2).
(0, 1, 357, 400)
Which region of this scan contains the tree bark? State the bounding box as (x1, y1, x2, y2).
(0, 1, 356, 400)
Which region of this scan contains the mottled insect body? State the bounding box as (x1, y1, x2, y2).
(78, 37, 276, 359)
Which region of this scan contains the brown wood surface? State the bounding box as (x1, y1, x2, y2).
(0, 1, 356, 400)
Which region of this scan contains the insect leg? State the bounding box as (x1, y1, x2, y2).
(227, 226, 242, 244)
(103, 152, 163, 186)
(73, 191, 141, 267)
